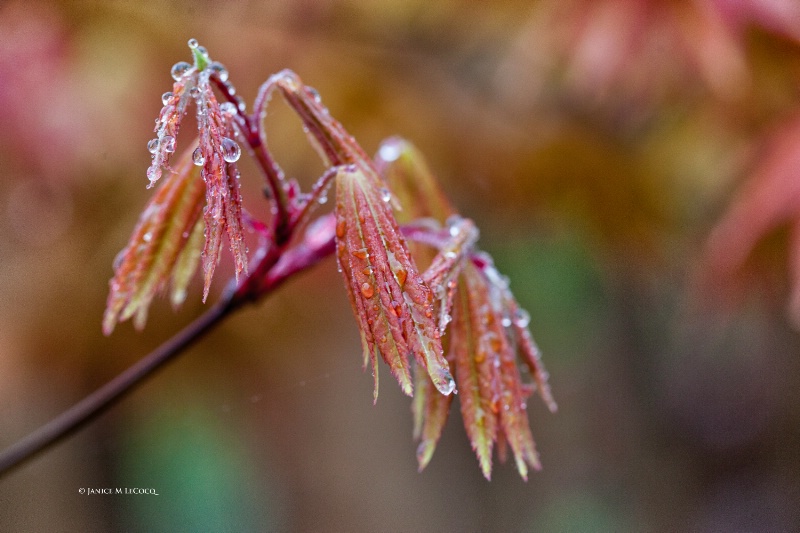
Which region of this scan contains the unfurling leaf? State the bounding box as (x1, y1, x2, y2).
(104, 147, 205, 334)
(412, 362, 453, 471)
(378, 138, 555, 480)
(335, 165, 456, 401)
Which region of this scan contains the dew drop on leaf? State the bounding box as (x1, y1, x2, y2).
(162, 135, 176, 153)
(209, 62, 229, 82)
(307, 86, 322, 103)
(147, 138, 159, 154)
(379, 187, 391, 203)
(187, 38, 199, 49)
(513, 308, 530, 328)
(171, 61, 192, 81)
(221, 137, 241, 163)
(192, 147, 205, 166)
(440, 376, 456, 395)
(113, 249, 125, 270)
(219, 102, 237, 115)
(378, 143, 401, 162)
(161, 91, 173, 105)
(395, 268, 407, 287)
(361, 282, 374, 298)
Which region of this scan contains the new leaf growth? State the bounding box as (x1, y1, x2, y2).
(105, 39, 555, 480)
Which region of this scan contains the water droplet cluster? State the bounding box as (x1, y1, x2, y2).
(147, 38, 243, 188)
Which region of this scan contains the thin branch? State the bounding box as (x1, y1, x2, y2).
(0, 211, 338, 478)
(0, 293, 238, 477)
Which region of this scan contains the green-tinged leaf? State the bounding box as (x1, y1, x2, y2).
(375, 137, 455, 224)
(412, 363, 453, 471)
(104, 147, 205, 334)
(454, 264, 501, 480)
(170, 215, 204, 308)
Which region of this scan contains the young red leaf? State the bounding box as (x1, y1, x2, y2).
(335, 165, 456, 400)
(104, 147, 205, 334)
(377, 137, 555, 479)
(450, 265, 499, 479)
(412, 362, 453, 471)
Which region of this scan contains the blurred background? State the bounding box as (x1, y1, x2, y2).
(2, 0, 800, 531)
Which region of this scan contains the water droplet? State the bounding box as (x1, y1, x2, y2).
(513, 308, 530, 328)
(307, 86, 321, 103)
(192, 147, 205, 166)
(146, 166, 161, 184)
(161, 91, 173, 105)
(189, 86, 200, 98)
(395, 268, 407, 287)
(439, 375, 456, 395)
(489, 336, 503, 352)
(379, 187, 392, 203)
(187, 38, 199, 49)
(142, 231, 152, 242)
(361, 282, 374, 298)
(219, 102, 237, 115)
(378, 142, 401, 162)
(162, 135, 176, 153)
(317, 193, 328, 204)
(113, 249, 125, 270)
(444, 251, 457, 259)
(147, 138, 159, 154)
(209, 62, 228, 82)
(171, 61, 192, 81)
(221, 137, 241, 163)
(501, 316, 512, 327)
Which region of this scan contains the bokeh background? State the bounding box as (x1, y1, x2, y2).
(2, 1, 800, 531)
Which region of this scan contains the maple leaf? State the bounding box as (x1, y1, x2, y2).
(334, 165, 455, 400)
(378, 138, 556, 480)
(105, 41, 249, 332)
(103, 147, 205, 334)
